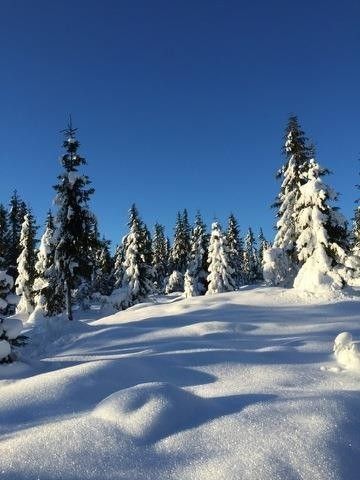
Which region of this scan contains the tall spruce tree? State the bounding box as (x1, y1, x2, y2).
(206, 222, 235, 294)
(6, 191, 27, 280)
(272, 116, 313, 282)
(113, 240, 126, 289)
(15, 211, 37, 314)
(243, 227, 258, 284)
(353, 204, 360, 255)
(226, 214, 244, 288)
(169, 210, 191, 273)
(167, 210, 191, 293)
(121, 205, 154, 308)
(184, 212, 208, 297)
(352, 157, 360, 251)
(152, 223, 168, 293)
(92, 237, 114, 296)
(257, 228, 270, 279)
(53, 119, 95, 320)
(0, 204, 8, 269)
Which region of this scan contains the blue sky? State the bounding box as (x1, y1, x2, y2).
(0, 0, 359, 246)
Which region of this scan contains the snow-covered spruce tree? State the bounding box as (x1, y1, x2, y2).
(206, 221, 235, 295)
(166, 210, 191, 293)
(92, 237, 114, 296)
(0, 203, 8, 269)
(72, 213, 104, 309)
(140, 223, 154, 286)
(270, 116, 313, 285)
(243, 227, 259, 284)
(152, 223, 168, 293)
(293, 159, 350, 292)
(0, 315, 25, 363)
(352, 206, 360, 255)
(226, 213, 244, 288)
(113, 240, 126, 289)
(120, 205, 154, 308)
(5, 191, 27, 281)
(53, 120, 95, 320)
(32, 211, 63, 316)
(263, 246, 293, 286)
(351, 162, 360, 258)
(257, 228, 270, 280)
(184, 212, 208, 297)
(0, 270, 13, 315)
(15, 211, 38, 314)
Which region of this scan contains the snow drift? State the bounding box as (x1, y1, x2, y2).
(1, 287, 360, 479)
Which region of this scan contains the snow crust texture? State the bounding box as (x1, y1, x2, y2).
(0, 287, 360, 479)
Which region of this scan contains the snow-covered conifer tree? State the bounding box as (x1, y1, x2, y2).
(226, 214, 244, 288)
(0, 270, 13, 315)
(15, 211, 37, 314)
(92, 238, 114, 296)
(263, 246, 292, 286)
(121, 205, 154, 308)
(243, 227, 258, 284)
(140, 222, 154, 288)
(0, 204, 8, 269)
(5, 191, 27, 281)
(352, 206, 360, 255)
(152, 223, 168, 293)
(271, 117, 313, 283)
(53, 119, 95, 320)
(184, 213, 208, 297)
(113, 240, 126, 289)
(257, 228, 270, 280)
(32, 211, 64, 316)
(293, 159, 350, 292)
(0, 314, 24, 363)
(206, 222, 235, 295)
(166, 210, 191, 293)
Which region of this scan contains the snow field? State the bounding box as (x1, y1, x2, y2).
(0, 287, 360, 479)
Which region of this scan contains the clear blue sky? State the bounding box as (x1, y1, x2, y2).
(1, 0, 359, 246)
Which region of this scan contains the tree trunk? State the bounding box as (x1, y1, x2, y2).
(65, 279, 73, 321)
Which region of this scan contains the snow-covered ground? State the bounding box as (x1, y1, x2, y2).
(1, 286, 360, 480)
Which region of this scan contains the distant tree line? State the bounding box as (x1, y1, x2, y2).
(0, 120, 267, 324)
(1, 114, 360, 333)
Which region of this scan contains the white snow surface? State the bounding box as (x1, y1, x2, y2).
(1, 286, 360, 479)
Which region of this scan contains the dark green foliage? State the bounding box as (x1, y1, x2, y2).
(93, 237, 114, 295)
(243, 227, 258, 284)
(185, 212, 208, 296)
(0, 204, 8, 269)
(169, 209, 191, 274)
(113, 241, 126, 289)
(5, 191, 27, 281)
(353, 206, 360, 251)
(226, 214, 244, 288)
(152, 223, 168, 293)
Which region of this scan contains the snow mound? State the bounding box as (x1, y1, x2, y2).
(27, 307, 69, 335)
(333, 332, 360, 371)
(1, 317, 23, 340)
(92, 382, 205, 442)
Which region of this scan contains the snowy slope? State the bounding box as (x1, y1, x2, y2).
(0, 287, 360, 480)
